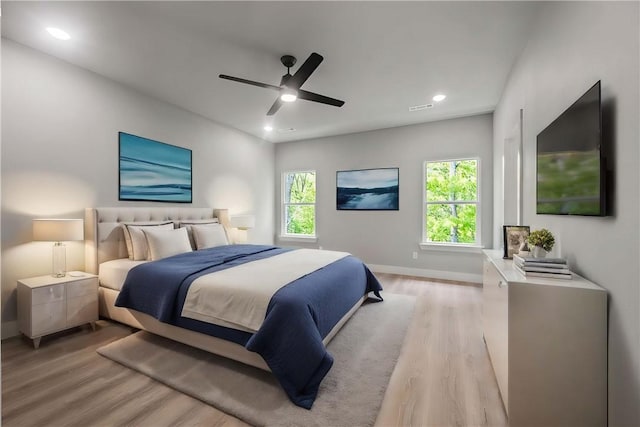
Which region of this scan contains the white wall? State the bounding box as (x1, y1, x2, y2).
(275, 114, 493, 282)
(1, 39, 275, 337)
(493, 2, 639, 425)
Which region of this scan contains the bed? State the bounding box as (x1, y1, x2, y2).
(85, 207, 382, 409)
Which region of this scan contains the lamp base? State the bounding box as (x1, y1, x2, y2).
(52, 242, 67, 278)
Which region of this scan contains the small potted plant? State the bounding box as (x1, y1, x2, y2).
(527, 228, 555, 258)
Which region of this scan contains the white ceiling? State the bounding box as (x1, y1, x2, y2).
(2, 1, 540, 143)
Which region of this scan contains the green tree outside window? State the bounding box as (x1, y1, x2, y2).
(283, 171, 316, 235)
(424, 159, 478, 244)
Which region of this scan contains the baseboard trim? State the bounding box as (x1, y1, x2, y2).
(2, 320, 19, 340)
(368, 264, 482, 284)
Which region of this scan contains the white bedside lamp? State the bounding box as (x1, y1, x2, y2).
(33, 219, 84, 277)
(230, 215, 255, 231)
(230, 215, 255, 243)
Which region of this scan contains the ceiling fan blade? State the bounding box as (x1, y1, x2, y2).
(219, 74, 280, 91)
(298, 89, 345, 107)
(266, 98, 283, 116)
(287, 52, 323, 89)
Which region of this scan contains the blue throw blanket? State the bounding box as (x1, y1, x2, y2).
(115, 244, 383, 408)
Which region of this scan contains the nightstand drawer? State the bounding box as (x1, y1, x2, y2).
(31, 301, 66, 336)
(67, 295, 98, 326)
(67, 278, 98, 298)
(32, 284, 65, 306)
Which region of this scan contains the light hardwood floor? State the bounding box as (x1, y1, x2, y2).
(2, 274, 506, 427)
(374, 274, 506, 427)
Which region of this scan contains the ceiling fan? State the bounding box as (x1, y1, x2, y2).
(219, 52, 345, 116)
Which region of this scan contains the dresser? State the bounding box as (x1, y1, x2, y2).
(17, 273, 98, 348)
(483, 250, 607, 426)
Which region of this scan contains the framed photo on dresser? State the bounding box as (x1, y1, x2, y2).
(503, 225, 530, 259)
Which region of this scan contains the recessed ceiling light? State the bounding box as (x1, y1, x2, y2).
(263, 125, 273, 132)
(46, 27, 71, 41)
(432, 94, 446, 102)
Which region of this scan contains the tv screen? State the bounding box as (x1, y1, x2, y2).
(536, 81, 605, 216)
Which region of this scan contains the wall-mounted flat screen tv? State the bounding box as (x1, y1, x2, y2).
(536, 81, 606, 216)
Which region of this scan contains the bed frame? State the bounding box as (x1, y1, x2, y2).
(85, 207, 363, 371)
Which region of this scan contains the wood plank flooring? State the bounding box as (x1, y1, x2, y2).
(373, 274, 506, 427)
(2, 274, 506, 426)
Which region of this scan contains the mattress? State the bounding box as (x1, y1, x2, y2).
(99, 258, 147, 290)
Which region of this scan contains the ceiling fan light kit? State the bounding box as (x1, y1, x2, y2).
(280, 87, 298, 103)
(219, 52, 345, 116)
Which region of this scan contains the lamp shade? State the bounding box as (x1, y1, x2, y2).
(230, 215, 255, 231)
(33, 219, 84, 242)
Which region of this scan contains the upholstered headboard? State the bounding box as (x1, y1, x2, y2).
(84, 207, 230, 274)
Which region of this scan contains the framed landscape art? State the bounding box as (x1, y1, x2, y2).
(119, 132, 192, 203)
(336, 167, 399, 210)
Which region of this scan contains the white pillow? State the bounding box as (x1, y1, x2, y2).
(143, 227, 193, 261)
(178, 219, 220, 249)
(123, 222, 174, 261)
(191, 223, 229, 250)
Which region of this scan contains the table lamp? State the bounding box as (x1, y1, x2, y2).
(230, 215, 255, 244)
(33, 219, 84, 277)
(230, 215, 255, 231)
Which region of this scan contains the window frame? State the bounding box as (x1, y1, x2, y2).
(421, 158, 481, 248)
(281, 170, 317, 239)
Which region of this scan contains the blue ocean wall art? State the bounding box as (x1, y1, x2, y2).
(119, 132, 192, 203)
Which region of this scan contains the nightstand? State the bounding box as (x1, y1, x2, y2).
(17, 272, 99, 349)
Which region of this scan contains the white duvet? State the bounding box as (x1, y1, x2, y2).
(181, 249, 349, 332)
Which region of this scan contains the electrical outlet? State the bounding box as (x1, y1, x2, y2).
(319, 246, 323, 250)
(412, 251, 418, 259)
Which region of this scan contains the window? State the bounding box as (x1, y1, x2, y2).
(423, 159, 479, 245)
(282, 171, 316, 236)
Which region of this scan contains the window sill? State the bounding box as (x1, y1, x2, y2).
(419, 242, 484, 253)
(279, 235, 318, 243)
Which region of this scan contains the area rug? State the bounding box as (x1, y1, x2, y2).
(97, 293, 415, 427)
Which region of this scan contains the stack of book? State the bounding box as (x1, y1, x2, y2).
(512, 254, 572, 280)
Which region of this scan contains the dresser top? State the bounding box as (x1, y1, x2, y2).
(17, 272, 98, 288)
(483, 249, 605, 292)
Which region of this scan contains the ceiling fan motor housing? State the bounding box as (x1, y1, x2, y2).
(280, 75, 291, 86)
